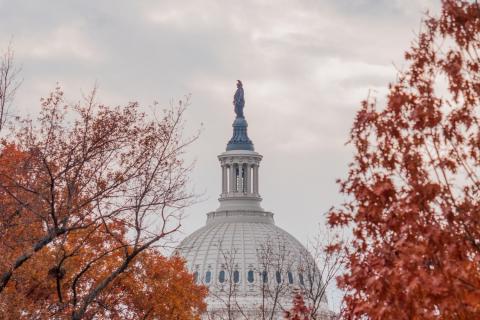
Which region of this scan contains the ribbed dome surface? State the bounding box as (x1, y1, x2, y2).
(179, 212, 309, 292)
(178, 210, 323, 318)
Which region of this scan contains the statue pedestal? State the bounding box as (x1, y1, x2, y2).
(227, 117, 254, 151)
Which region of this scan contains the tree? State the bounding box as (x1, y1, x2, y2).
(0, 87, 206, 319)
(203, 238, 293, 320)
(284, 290, 311, 320)
(204, 232, 341, 320)
(299, 230, 343, 320)
(0, 41, 21, 132)
(204, 244, 249, 320)
(328, 0, 480, 318)
(256, 238, 296, 320)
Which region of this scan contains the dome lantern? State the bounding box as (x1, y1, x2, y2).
(217, 81, 263, 212)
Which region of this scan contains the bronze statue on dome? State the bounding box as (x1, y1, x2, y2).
(233, 80, 245, 118)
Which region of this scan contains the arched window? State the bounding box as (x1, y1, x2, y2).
(276, 271, 281, 284)
(219, 270, 225, 283)
(205, 271, 211, 283)
(298, 273, 304, 286)
(262, 271, 268, 283)
(193, 271, 198, 283)
(287, 271, 294, 284)
(234, 270, 240, 283)
(247, 270, 254, 283)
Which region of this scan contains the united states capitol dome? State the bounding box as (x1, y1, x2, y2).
(178, 81, 330, 319)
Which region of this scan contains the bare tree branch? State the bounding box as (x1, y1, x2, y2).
(0, 40, 21, 132)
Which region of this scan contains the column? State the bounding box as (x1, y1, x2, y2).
(242, 164, 246, 192)
(253, 164, 259, 195)
(224, 165, 228, 193)
(229, 164, 235, 193)
(236, 164, 240, 193)
(239, 163, 244, 193)
(221, 165, 227, 194)
(228, 164, 233, 193)
(246, 164, 252, 194)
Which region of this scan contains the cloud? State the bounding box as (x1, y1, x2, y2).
(26, 26, 101, 61)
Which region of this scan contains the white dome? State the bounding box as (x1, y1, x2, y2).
(179, 210, 310, 288)
(178, 209, 327, 318)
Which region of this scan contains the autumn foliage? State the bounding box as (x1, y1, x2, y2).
(284, 290, 311, 320)
(0, 88, 206, 319)
(328, 1, 480, 319)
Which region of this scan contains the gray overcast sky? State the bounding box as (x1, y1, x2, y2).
(0, 0, 440, 307)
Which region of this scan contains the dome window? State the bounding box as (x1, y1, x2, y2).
(233, 270, 240, 283)
(287, 271, 294, 284)
(275, 271, 281, 284)
(219, 270, 226, 283)
(262, 271, 268, 283)
(298, 273, 304, 286)
(247, 270, 254, 283)
(205, 271, 211, 283)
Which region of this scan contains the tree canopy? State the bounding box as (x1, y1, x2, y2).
(329, 1, 480, 318)
(0, 87, 206, 319)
